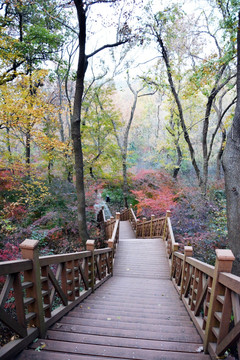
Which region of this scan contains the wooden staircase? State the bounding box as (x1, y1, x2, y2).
(15, 220, 210, 360)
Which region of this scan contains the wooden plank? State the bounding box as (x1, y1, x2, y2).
(16, 349, 209, 360)
(59, 315, 197, 333)
(186, 258, 214, 277)
(51, 322, 202, 343)
(0, 260, 32, 275)
(218, 272, 240, 294)
(68, 310, 193, 325)
(39, 251, 91, 266)
(94, 248, 111, 255)
(47, 330, 204, 352)
(29, 339, 210, 359)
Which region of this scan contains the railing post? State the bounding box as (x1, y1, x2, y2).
(180, 246, 193, 297)
(142, 217, 146, 238)
(107, 239, 114, 275)
(203, 249, 235, 353)
(116, 212, 120, 220)
(129, 204, 132, 220)
(20, 239, 45, 337)
(136, 219, 140, 237)
(171, 243, 179, 277)
(86, 240, 95, 293)
(163, 210, 171, 241)
(110, 216, 115, 236)
(150, 214, 155, 238)
(106, 219, 110, 239)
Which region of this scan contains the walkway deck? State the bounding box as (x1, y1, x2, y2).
(16, 221, 210, 360)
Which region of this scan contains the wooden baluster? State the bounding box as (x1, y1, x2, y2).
(41, 265, 51, 318)
(150, 215, 155, 238)
(20, 239, 45, 337)
(74, 259, 80, 297)
(108, 239, 114, 275)
(163, 210, 171, 241)
(12, 273, 27, 334)
(116, 212, 120, 220)
(142, 217, 146, 238)
(86, 240, 95, 292)
(83, 257, 89, 291)
(171, 243, 179, 278)
(110, 216, 115, 237)
(106, 219, 111, 239)
(203, 249, 235, 353)
(180, 246, 193, 298)
(66, 260, 75, 301)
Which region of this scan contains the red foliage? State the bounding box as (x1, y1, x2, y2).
(132, 170, 178, 217)
(0, 242, 20, 262)
(0, 243, 20, 285)
(0, 170, 14, 192)
(2, 202, 27, 221)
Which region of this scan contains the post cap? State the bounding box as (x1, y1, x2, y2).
(184, 246, 193, 256)
(216, 249, 235, 261)
(86, 240, 95, 251)
(116, 212, 120, 219)
(20, 239, 39, 250)
(107, 239, 114, 249)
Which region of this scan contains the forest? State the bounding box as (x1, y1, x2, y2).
(0, 0, 240, 277)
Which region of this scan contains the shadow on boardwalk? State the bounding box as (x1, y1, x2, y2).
(16, 221, 210, 360)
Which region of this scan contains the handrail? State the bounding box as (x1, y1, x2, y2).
(170, 243, 240, 359)
(107, 219, 120, 259)
(0, 236, 114, 360)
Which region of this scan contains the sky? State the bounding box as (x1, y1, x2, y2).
(83, 0, 216, 85)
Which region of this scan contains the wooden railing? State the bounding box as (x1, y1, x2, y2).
(171, 247, 240, 359)
(0, 237, 114, 360)
(120, 205, 167, 239)
(97, 208, 120, 255)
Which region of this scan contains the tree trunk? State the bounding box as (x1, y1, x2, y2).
(72, 0, 88, 245)
(222, 11, 240, 275)
(157, 34, 203, 188)
(173, 142, 182, 179)
(26, 124, 31, 178)
(122, 152, 128, 208)
(216, 127, 226, 181)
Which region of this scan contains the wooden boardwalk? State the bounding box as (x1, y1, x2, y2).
(16, 221, 210, 360)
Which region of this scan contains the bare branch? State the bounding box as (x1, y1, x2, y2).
(86, 39, 129, 59)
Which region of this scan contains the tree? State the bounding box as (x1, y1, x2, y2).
(222, 11, 240, 275)
(111, 73, 154, 207)
(81, 82, 121, 179)
(0, 0, 63, 84)
(145, 4, 236, 194)
(71, 0, 136, 245)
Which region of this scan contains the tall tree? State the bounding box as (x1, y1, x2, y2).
(146, 4, 236, 193)
(222, 11, 240, 275)
(71, 0, 135, 245)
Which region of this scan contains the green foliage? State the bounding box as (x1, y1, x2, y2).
(102, 182, 136, 211)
